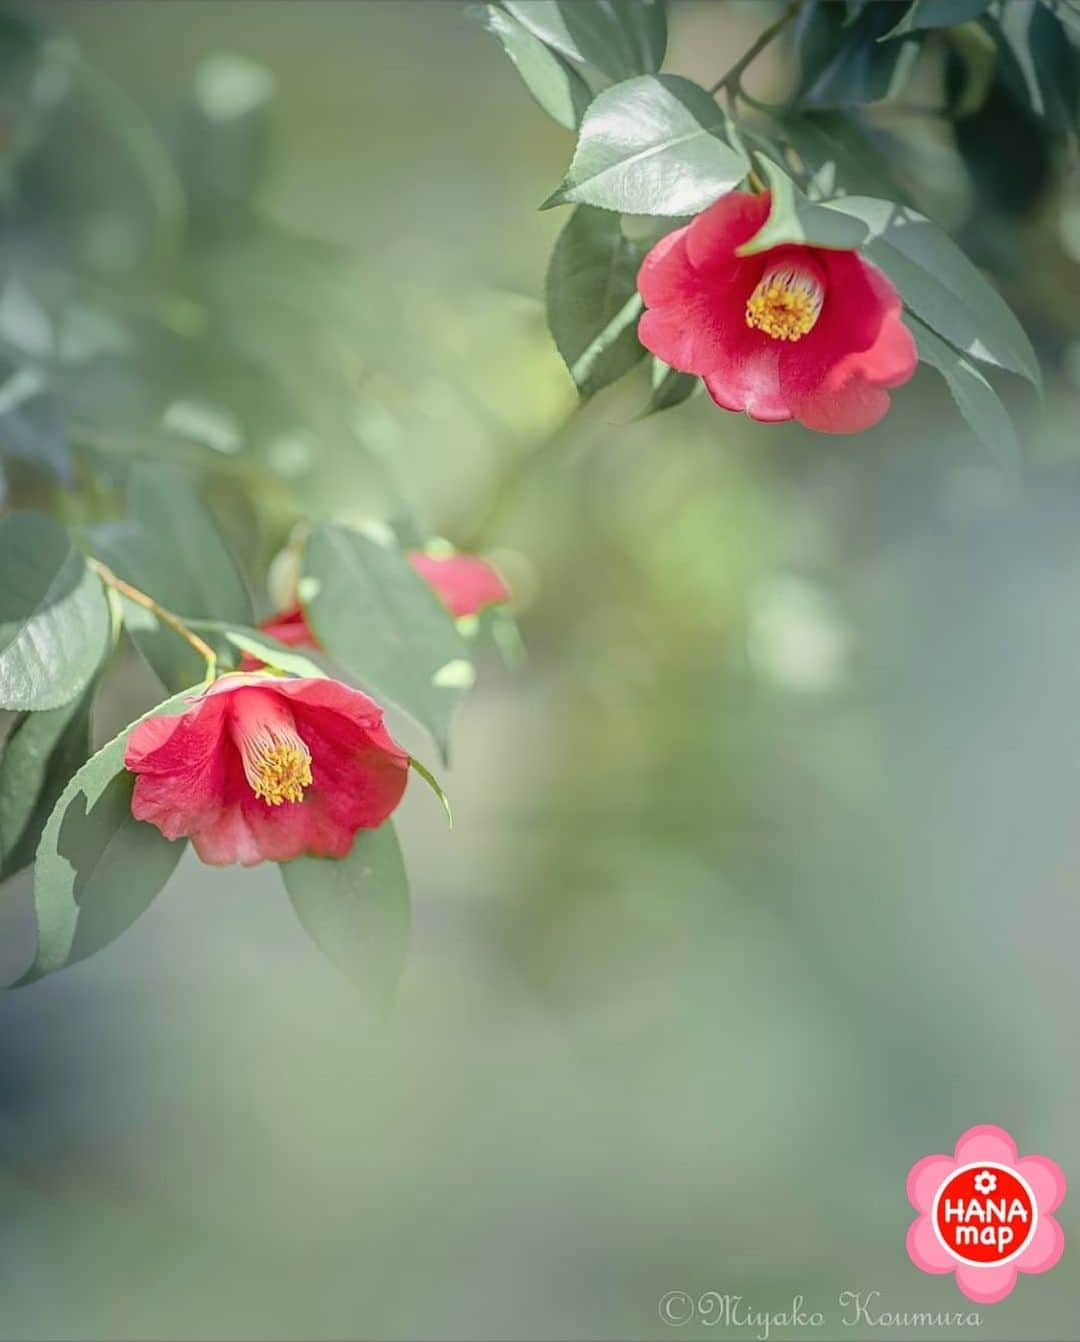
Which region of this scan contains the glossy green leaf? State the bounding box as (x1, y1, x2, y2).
(0, 683, 94, 882)
(503, 0, 667, 81)
(91, 462, 253, 691)
(15, 688, 193, 984)
(472, 4, 592, 129)
(543, 74, 748, 215)
(281, 822, 410, 1001)
(546, 205, 645, 397)
(638, 357, 700, 417)
(301, 523, 473, 763)
(907, 315, 1021, 471)
(739, 163, 1039, 387)
(738, 155, 869, 254)
(880, 0, 990, 40)
(0, 511, 110, 711)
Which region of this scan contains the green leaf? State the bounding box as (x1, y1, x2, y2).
(0, 511, 110, 711)
(503, 0, 667, 81)
(638, 357, 700, 417)
(795, 0, 923, 107)
(0, 684, 94, 882)
(880, 0, 990, 39)
(543, 74, 748, 215)
(0, 358, 74, 486)
(738, 155, 870, 254)
(821, 196, 1040, 386)
(739, 162, 1039, 387)
(990, 3, 1080, 135)
(301, 523, 474, 763)
(91, 462, 253, 691)
(281, 822, 410, 1001)
(15, 688, 193, 984)
(546, 205, 646, 397)
(409, 756, 453, 826)
(471, 3, 592, 129)
(217, 626, 327, 679)
(907, 315, 1021, 471)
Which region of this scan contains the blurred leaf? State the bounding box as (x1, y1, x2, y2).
(503, 0, 667, 80)
(15, 688, 192, 984)
(740, 163, 1039, 387)
(843, 0, 873, 23)
(907, 315, 1021, 470)
(769, 112, 905, 201)
(638, 357, 699, 417)
(281, 822, 409, 1001)
(0, 681, 94, 882)
(0, 511, 110, 712)
(0, 359, 73, 485)
(795, 0, 923, 107)
(471, 4, 592, 129)
(546, 205, 645, 397)
(301, 523, 473, 763)
(880, 0, 990, 39)
(90, 462, 253, 691)
(543, 74, 748, 215)
(989, 2, 1080, 134)
(0, 10, 77, 172)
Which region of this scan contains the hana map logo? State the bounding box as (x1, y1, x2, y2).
(907, 1125, 1066, 1304)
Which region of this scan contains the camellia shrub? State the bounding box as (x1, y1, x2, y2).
(476, 0, 1064, 456)
(1, 0, 1074, 989)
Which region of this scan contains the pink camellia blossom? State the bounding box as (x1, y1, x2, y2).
(124, 674, 409, 866)
(407, 551, 510, 619)
(637, 190, 917, 434)
(906, 1125, 1066, 1304)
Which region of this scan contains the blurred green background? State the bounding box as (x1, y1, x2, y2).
(1, 3, 1079, 1338)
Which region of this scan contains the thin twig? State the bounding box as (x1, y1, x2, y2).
(87, 557, 218, 671)
(709, 0, 804, 98)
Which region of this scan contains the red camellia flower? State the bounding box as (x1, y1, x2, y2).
(407, 551, 510, 619)
(637, 190, 917, 434)
(124, 674, 409, 866)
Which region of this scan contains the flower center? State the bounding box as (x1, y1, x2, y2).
(232, 691, 313, 806)
(745, 262, 825, 342)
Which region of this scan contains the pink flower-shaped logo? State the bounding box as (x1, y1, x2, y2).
(907, 1125, 1066, 1303)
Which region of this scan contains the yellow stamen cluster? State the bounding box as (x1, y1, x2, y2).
(243, 731, 313, 806)
(745, 265, 825, 342)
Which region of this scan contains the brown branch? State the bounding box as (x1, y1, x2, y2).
(709, 0, 804, 98)
(87, 557, 218, 670)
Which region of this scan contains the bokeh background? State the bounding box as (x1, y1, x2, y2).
(2, 3, 1079, 1338)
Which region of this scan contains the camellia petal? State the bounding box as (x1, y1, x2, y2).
(407, 551, 510, 619)
(124, 674, 409, 867)
(636, 189, 918, 434)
